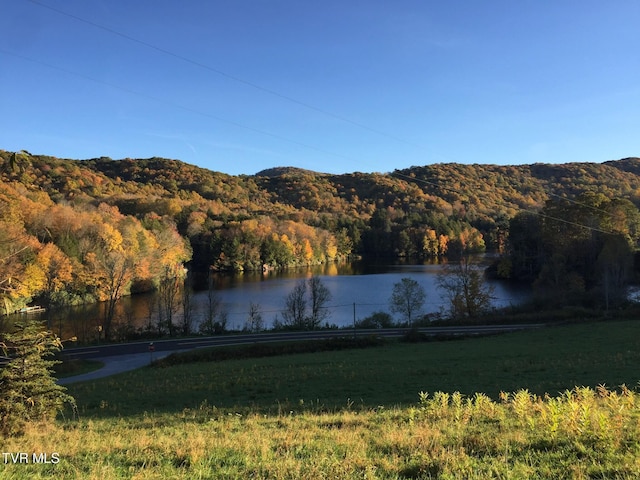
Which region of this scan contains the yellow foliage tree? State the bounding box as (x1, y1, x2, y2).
(423, 229, 439, 256)
(325, 237, 338, 260)
(0, 221, 43, 314)
(36, 243, 73, 309)
(302, 239, 314, 263)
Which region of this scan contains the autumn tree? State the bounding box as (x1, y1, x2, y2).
(153, 221, 191, 335)
(181, 270, 194, 335)
(389, 277, 426, 326)
(199, 272, 226, 335)
(308, 275, 332, 328)
(35, 243, 73, 328)
(423, 229, 440, 257)
(157, 264, 183, 336)
(6, 149, 640, 326)
(437, 256, 494, 320)
(85, 207, 142, 340)
(281, 276, 332, 330)
(85, 241, 134, 341)
(261, 233, 295, 268)
(282, 280, 307, 329)
(245, 302, 264, 332)
(0, 223, 43, 315)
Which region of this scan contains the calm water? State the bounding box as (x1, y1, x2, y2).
(16, 258, 530, 341)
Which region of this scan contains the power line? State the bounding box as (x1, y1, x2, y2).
(0, 48, 353, 162)
(3, 46, 622, 241)
(390, 170, 621, 236)
(25, 0, 419, 149)
(392, 168, 615, 218)
(209, 297, 524, 319)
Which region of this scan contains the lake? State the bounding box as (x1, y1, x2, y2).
(19, 258, 530, 341)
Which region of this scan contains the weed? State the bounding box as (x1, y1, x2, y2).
(7, 319, 637, 478)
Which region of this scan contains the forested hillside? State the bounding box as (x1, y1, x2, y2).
(2, 149, 640, 317)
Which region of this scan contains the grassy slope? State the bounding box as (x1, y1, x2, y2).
(3, 320, 640, 479)
(53, 359, 104, 379)
(70, 320, 640, 417)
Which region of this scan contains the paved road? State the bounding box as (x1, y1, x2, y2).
(57, 351, 179, 385)
(58, 324, 543, 385)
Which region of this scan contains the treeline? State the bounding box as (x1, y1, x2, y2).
(497, 193, 640, 309)
(3, 149, 640, 319)
(0, 171, 190, 337)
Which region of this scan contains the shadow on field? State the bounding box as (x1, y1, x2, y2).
(63, 321, 640, 420)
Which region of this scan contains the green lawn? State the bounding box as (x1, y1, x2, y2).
(54, 359, 104, 378)
(3, 319, 640, 479)
(66, 319, 640, 418)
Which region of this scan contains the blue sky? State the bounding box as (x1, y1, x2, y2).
(1, 1, 639, 175)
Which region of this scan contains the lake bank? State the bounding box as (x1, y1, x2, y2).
(8, 258, 531, 342)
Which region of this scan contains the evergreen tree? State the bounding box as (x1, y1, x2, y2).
(0, 321, 76, 436)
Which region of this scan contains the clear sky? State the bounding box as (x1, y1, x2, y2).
(1, 1, 639, 176)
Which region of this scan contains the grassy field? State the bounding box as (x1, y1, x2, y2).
(3, 320, 640, 478)
(53, 359, 104, 378)
(69, 320, 640, 417)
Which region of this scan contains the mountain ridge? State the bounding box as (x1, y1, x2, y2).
(2, 148, 640, 262)
(3, 148, 640, 316)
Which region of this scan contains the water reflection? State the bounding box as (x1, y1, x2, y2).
(10, 259, 530, 342)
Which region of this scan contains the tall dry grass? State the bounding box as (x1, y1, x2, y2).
(2, 385, 640, 479)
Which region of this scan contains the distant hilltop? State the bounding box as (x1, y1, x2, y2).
(255, 166, 329, 177)
(2, 149, 640, 263)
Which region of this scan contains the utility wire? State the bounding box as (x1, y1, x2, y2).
(391, 170, 621, 236)
(25, 0, 419, 149)
(0, 48, 353, 162)
(10, 4, 629, 261)
(392, 168, 618, 218)
(3, 46, 621, 239)
(216, 297, 523, 318)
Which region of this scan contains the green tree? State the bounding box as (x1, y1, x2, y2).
(0, 321, 76, 436)
(504, 212, 544, 281)
(6, 150, 31, 175)
(389, 277, 426, 326)
(508, 195, 640, 305)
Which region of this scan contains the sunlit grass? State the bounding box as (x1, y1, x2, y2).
(4, 385, 640, 479)
(4, 320, 640, 478)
